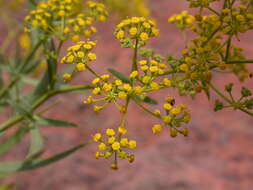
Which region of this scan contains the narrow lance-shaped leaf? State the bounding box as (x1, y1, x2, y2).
(0, 143, 88, 178)
(27, 124, 44, 159)
(0, 127, 28, 155)
(108, 68, 131, 83)
(35, 116, 78, 128)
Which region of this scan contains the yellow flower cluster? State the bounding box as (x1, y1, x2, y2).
(61, 41, 97, 81)
(187, 0, 218, 8)
(93, 127, 137, 170)
(103, 0, 149, 18)
(168, 10, 195, 30)
(114, 17, 159, 46)
(62, 17, 191, 169)
(221, 6, 253, 35)
(169, 5, 252, 94)
(24, 0, 107, 41)
(84, 75, 134, 113)
(152, 96, 190, 137)
(131, 58, 172, 92)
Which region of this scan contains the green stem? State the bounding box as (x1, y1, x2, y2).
(209, 83, 253, 117)
(207, 7, 220, 16)
(0, 85, 94, 132)
(226, 59, 253, 64)
(86, 65, 101, 78)
(134, 99, 160, 119)
(131, 39, 139, 71)
(224, 35, 232, 61)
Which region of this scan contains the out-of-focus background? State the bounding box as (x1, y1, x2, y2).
(1, 0, 253, 189)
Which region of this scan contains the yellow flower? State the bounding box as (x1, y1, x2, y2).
(76, 63, 86, 71)
(106, 128, 115, 136)
(139, 60, 147, 65)
(149, 66, 159, 73)
(112, 142, 121, 151)
(142, 76, 151, 84)
(143, 22, 151, 28)
(115, 79, 122, 86)
(102, 83, 112, 91)
(170, 128, 178, 138)
(129, 27, 138, 35)
(101, 74, 110, 80)
(153, 109, 161, 116)
(140, 32, 149, 41)
(77, 51, 85, 58)
(95, 152, 100, 159)
(163, 78, 172, 86)
(141, 65, 149, 71)
(58, 10, 65, 17)
(123, 84, 132, 92)
(152, 124, 162, 134)
(163, 103, 172, 110)
(63, 73, 71, 81)
(120, 138, 128, 146)
(150, 82, 160, 90)
(108, 136, 116, 144)
(128, 140, 137, 149)
(118, 91, 127, 99)
(116, 30, 125, 39)
(130, 71, 138, 78)
(134, 86, 143, 94)
(119, 151, 127, 159)
(152, 28, 159, 36)
(118, 127, 127, 134)
(171, 107, 181, 115)
(92, 87, 101, 95)
(66, 55, 75, 63)
(98, 143, 107, 151)
(162, 116, 172, 124)
(88, 52, 97, 61)
(83, 44, 92, 49)
(93, 133, 102, 142)
(72, 35, 80, 42)
(179, 64, 189, 72)
(93, 105, 103, 113)
(92, 78, 100, 84)
(131, 17, 140, 23)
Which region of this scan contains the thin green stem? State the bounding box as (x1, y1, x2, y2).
(131, 39, 139, 71)
(207, 7, 220, 16)
(224, 35, 232, 61)
(85, 65, 101, 78)
(226, 59, 253, 64)
(134, 99, 160, 119)
(209, 83, 253, 117)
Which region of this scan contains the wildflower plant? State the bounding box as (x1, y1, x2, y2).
(0, 0, 253, 182)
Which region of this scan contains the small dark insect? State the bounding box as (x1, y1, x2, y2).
(171, 99, 176, 106)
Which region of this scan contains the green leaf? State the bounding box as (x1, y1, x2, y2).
(0, 127, 28, 155)
(0, 184, 14, 190)
(27, 124, 44, 159)
(21, 76, 39, 86)
(131, 95, 158, 105)
(0, 143, 88, 178)
(35, 116, 77, 127)
(31, 71, 49, 101)
(108, 68, 131, 83)
(143, 96, 158, 105)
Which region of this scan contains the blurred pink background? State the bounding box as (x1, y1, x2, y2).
(1, 0, 253, 189)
